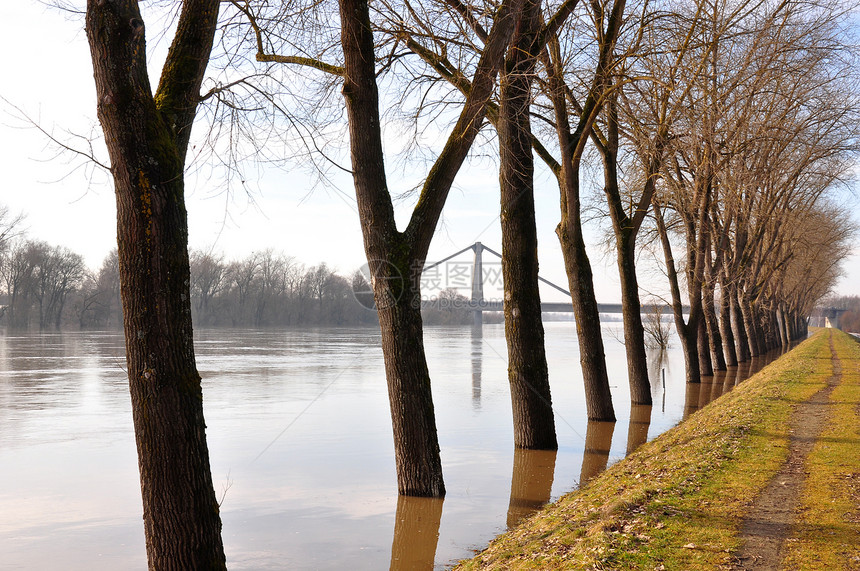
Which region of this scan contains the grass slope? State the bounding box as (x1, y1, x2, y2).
(456, 329, 860, 570)
(782, 332, 860, 569)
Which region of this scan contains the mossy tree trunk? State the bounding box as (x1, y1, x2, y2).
(85, 0, 226, 568)
(498, 0, 557, 450)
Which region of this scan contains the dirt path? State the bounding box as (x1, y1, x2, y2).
(732, 333, 842, 570)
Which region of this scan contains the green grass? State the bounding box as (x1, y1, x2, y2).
(456, 329, 855, 570)
(782, 332, 860, 570)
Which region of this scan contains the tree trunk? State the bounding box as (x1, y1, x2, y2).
(653, 201, 701, 383)
(557, 208, 616, 420)
(86, 1, 226, 567)
(542, 1, 627, 422)
(377, 288, 446, 496)
(739, 289, 760, 357)
(498, 0, 557, 449)
(697, 307, 714, 377)
(775, 304, 788, 347)
(552, 107, 615, 420)
(338, 0, 523, 495)
(702, 279, 726, 370)
(730, 286, 750, 362)
(681, 321, 702, 384)
(718, 274, 738, 366)
(616, 230, 652, 404)
(340, 23, 446, 492)
(595, 89, 659, 406)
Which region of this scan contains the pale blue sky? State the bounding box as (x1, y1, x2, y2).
(1, 2, 857, 304)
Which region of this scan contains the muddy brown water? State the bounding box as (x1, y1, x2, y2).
(0, 323, 788, 569)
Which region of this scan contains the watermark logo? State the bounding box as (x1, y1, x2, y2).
(352, 260, 404, 310)
(418, 261, 503, 292)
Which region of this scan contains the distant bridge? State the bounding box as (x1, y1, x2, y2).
(813, 307, 849, 330)
(423, 242, 636, 326)
(422, 243, 850, 330)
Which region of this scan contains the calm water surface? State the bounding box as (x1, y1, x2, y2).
(0, 323, 778, 569)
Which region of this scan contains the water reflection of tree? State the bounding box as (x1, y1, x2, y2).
(643, 302, 673, 353)
(647, 344, 671, 412)
(626, 405, 652, 456)
(580, 421, 616, 485)
(683, 382, 701, 421)
(389, 496, 444, 570)
(507, 449, 557, 529)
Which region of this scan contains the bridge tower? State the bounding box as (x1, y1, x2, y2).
(471, 242, 484, 327)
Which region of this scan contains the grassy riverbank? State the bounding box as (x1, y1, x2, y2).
(456, 329, 860, 570)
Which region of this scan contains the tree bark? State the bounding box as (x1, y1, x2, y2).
(616, 228, 651, 403)
(739, 288, 761, 357)
(696, 306, 714, 376)
(653, 200, 701, 383)
(599, 95, 655, 406)
(557, 198, 616, 419)
(86, 0, 226, 568)
(702, 277, 726, 370)
(718, 272, 738, 366)
(338, 0, 523, 495)
(377, 288, 446, 496)
(498, 0, 557, 449)
(730, 284, 750, 362)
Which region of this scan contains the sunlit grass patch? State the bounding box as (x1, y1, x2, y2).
(782, 331, 860, 570)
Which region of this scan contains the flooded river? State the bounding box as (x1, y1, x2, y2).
(0, 323, 777, 569)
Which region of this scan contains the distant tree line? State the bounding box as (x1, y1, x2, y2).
(0, 218, 475, 330)
(0, 241, 378, 329)
(0, 238, 88, 329)
(187, 249, 378, 327)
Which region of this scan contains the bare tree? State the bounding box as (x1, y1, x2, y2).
(85, 0, 226, 567)
(649, 0, 860, 383)
(29, 243, 85, 329)
(1, 239, 37, 328)
(337, 0, 524, 495)
(540, 0, 628, 420)
(496, 0, 577, 449)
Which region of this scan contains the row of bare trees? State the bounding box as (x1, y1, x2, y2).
(0, 238, 87, 329)
(638, 0, 859, 385)
(189, 250, 378, 326)
(0, 231, 382, 330)
(75, 0, 859, 566)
